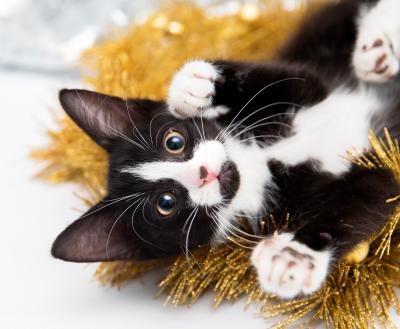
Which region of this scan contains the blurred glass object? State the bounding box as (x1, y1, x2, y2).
(0, 0, 160, 75)
(0, 0, 304, 76)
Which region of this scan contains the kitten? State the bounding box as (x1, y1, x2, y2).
(52, 0, 400, 299)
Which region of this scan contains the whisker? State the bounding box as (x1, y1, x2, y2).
(200, 113, 206, 142)
(102, 192, 145, 203)
(192, 118, 205, 143)
(180, 206, 201, 266)
(155, 119, 180, 147)
(216, 78, 305, 141)
(210, 215, 255, 249)
(124, 97, 150, 149)
(210, 208, 256, 243)
(105, 198, 143, 260)
(229, 116, 295, 141)
(237, 135, 281, 144)
(182, 206, 200, 237)
(149, 110, 169, 146)
(79, 193, 144, 219)
(211, 205, 263, 241)
(185, 206, 200, 258)
(220, 103, 299, 142)
(130, 199, 163, 250)
(141, 195, 158, 227)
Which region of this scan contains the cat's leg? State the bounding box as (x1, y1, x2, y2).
(252, 166, 399, 299)
(167, 60, 326, 126)
(353, 0, 400, 83)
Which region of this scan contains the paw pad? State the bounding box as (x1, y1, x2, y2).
(252, 232, 331, 299)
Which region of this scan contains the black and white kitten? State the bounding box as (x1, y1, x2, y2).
(52, 0, 400, 299)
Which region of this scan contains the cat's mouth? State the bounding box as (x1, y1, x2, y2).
(218, 161, 240, 200)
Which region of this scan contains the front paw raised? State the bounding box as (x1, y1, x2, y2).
(252, 232, 331, 299)
(168, 60, 220, 119)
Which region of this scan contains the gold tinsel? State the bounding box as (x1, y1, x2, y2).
(32, 1, 400, 328)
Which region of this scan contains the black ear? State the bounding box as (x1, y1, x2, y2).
(51, 201, 137, 262)
(59, 89, 162, 152)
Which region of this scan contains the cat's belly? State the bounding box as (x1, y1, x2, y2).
(265, 88, 382, 175)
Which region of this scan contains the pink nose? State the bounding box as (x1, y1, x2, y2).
(199, 165, 217, 187)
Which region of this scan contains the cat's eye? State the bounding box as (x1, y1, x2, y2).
(156, 193, 177, 217)
(164, 130, 185, 154)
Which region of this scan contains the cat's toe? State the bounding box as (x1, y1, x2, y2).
(252, 232, 331, 299)
(353, 32, 399, 83)
(167, 60, 220, 119)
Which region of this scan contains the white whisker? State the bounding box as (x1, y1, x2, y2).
(155, 119, 179, 147)
(192, 118, 205, 143)
(181, 206, 200, 265)
(210, 215, 254, 249)
(149, 110, 169, 146)
(220, 103, 299, 142)
(105, 198, 143, 260)
(124, 97, 151, 149)
(216, 78, 305, 141)
(80, 193, 144, 219)
(130, 198, 161, 249)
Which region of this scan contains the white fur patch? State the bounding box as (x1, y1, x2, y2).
(122, 140, 227, 206)
(252, 232, 331, 299)
(211, 138, 274, 241)
(223, 139, 273, 214)
(265, 89, 381, 174)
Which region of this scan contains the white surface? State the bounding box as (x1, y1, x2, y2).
(0, 71, 266, 329)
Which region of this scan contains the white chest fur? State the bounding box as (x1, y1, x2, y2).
(264, 89, 381, 174)
(224, 139, 273, 215)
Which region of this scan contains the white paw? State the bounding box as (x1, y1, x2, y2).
(251, 232, 331, 299)
(168, 60, 221, 119)
(353, 31, 399, 83)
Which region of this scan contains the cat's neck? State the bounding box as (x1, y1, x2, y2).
(224, 139, 274, 215)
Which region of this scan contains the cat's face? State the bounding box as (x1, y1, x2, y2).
(52, 90, 240, 262)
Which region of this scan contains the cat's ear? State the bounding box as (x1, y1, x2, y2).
(51, 201, 137, 262)
(59, 89, 162, 151)
(59, 89, 131, 151)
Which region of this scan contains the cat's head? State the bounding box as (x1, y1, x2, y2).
(51, 89, 241, 262)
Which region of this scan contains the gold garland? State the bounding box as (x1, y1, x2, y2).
(32, 2, 400, 328)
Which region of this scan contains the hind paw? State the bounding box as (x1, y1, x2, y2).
(353, 31, 399, 83)
(252, 232, 331, 299)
